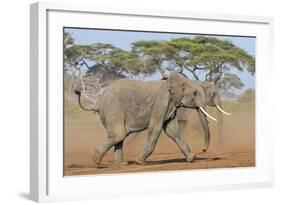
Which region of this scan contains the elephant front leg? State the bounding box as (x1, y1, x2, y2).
(113, 141, 128, 166)
(164, 118, 196, 162)
(135, 127, 162, 165)
(178, 119, 188, 139)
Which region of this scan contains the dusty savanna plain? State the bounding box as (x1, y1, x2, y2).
(64, 98, 255, 176)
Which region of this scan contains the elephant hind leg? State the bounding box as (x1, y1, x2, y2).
(91, 124, 127, 165)
(113, 141, 128, 166)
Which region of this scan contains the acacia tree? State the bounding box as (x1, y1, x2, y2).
(71, 43, 157, 83)
(216, 73, 245, 98)
(64, 31, 255, 99)
(83, 44, 126, 83)
(131, 40, 179, 76)
(64, 31, 74, 49)
(63, 36, 156, 99)
(132, 36, 255, 96)
(108, 48, 157, 80)
(64, 43, 93, 98)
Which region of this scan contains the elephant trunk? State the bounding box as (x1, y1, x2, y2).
(197, 108, 210, 152)
(216, 101, 223, 147)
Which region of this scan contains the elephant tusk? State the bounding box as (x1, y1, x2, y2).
(199, 106, 217, 122)
(216, 105, 232, 115)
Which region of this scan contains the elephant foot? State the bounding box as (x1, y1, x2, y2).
(202, 148, 207, 152)
(135, 158, 146, 165)
(112, 160, 129, 166)
(186, 152, 197, 162)
(90, 150, 102, 165)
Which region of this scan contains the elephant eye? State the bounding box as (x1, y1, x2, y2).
(193, 91, 197, 96)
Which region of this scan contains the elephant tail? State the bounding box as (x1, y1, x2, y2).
(74, 89, 99, 113)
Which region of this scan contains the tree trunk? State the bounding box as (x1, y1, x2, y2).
(67, 74, 74, 98)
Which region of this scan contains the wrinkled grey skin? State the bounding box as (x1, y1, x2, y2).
(113, 81, 220, 165)
(177, 81, 221, 153)
(75, 72, 207, 166)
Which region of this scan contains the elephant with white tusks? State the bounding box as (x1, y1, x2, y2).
(75, 72, 219, 166)
(112, 80, 231, 165)
(177, 81, 231, 153)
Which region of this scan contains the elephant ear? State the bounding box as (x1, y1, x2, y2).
(199, 81, 216, 100)
(168, 72, 188, 106)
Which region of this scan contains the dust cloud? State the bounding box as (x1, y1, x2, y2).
(64, 105, 255, 175)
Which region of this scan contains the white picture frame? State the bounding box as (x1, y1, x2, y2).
(30, 2, 274, 202)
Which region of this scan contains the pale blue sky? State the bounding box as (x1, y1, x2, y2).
(65, 28, 255, 93)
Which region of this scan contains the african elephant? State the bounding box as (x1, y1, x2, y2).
(112, 80, 230, 165)
(75, 72, 216, 166)
(177, 81, 231, 153)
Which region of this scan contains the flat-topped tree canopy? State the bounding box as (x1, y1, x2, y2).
(64, 31, 255, 97)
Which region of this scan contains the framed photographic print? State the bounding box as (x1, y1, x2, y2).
(30, 2, 274, 202)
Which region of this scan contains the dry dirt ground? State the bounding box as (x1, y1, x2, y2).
(64, 108, 255, 176)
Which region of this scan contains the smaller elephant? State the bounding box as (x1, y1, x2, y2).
(177, 81, 231, 153)
(75, 72, 216, 166)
